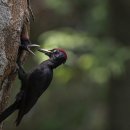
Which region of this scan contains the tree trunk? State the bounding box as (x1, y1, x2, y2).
(108, 0, 130, 130)
(109, 61, 130, 130)
(0, 0, 29, 129)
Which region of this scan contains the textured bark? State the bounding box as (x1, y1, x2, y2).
(0, 0, 29, 129)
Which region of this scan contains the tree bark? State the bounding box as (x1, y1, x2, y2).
(0, 0, 29, 129)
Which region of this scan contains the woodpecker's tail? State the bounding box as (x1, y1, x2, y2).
(0, 101, 18, 123)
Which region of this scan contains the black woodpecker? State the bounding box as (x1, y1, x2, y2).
(0, 48, 67, 126)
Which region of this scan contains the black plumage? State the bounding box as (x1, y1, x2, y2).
(0, 48, 67, 126)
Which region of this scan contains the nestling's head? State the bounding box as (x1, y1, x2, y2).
(38, 48, 67, 64)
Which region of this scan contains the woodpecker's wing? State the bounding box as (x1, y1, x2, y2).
(16, 66, 53, 125)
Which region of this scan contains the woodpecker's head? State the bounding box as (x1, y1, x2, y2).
(38, 48, 67, 64)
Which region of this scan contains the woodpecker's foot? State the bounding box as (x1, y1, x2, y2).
(16, 58, 26, 80)
(17, 63, 27, 81)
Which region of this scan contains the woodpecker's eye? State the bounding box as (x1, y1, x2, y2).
(53, 50, 58, 54)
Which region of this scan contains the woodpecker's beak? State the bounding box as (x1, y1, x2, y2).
(38, 48, 52, 57)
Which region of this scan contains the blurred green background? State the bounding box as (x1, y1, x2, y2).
(4, 0, 130, 130)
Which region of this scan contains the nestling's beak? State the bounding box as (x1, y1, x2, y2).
(27, 44, 40, 55)
(38, 48, 52, 57)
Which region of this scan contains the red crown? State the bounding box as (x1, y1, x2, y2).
(54, 48, 67, 60)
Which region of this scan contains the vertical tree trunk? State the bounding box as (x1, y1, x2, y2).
(109, 62, 130, 130)
(108, 0, 130, 130)
(0, 0, 29, 129)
